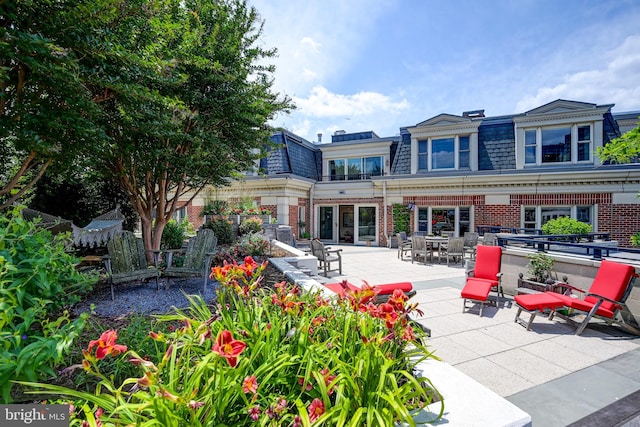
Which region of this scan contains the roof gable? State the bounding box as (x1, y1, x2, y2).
(416, 114, 472, 127)
(524, 99, 598, 116)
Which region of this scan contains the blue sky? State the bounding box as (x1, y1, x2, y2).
(249, 0, 640, 143)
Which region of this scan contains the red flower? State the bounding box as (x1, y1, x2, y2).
(378, 303, 399, 329)
(87, 330, 127, 360)
(388, 289, 408, 310)
(242, 375, 258, 394)
(308, 398, 325, 423)
(212, 330, 246, 367)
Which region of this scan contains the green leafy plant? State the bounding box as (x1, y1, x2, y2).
(203, 217, 233, 244)
(393, 204, 411, 235)
(239, 216, 263, 235)
(526, 252, 555, 283)
(631, 232, 640, 247)
(235, 232, 270, 256)
(541, 217, 592, 235)
(23, 258, 441, 425)
(0, 207, 95, 401)
(161, 220, 187, 250)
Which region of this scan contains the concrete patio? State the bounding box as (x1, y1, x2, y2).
(308, 244, 640, 426)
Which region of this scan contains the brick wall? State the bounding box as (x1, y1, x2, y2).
(475, 204, 520, 228)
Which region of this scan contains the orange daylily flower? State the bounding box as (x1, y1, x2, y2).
(212, 330, 246, 367)
(87, 330, 127, 360)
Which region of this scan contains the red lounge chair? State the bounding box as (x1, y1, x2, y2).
(461, 245, 504, 316)
(324, 280, 415, 303)
(514, 260, 638, 335)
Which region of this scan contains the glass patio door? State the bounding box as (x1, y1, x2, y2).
(356, 206, 377, 244)
(319, 206, 335, 241)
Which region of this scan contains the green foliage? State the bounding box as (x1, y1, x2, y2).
(24, 259, 440, 425)
(631, 232, 640, 247)
(0, 207, 96, 401)
(202, 200, 229, 217)
(392, 204, 411, 234)
(597, 119, 640, 164)
(541, 217, 592, 235)
(0, 0, 107, 208)
(235, 233, 270, 256)
(239, 216, 263, 235)
(526, 252, 555, 283)
(161, 220, 187, 250)
(203, 217, 233, 245)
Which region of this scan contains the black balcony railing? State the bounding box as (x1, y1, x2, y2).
(323, 172, 385, 182)
(492, 233, 640, 261)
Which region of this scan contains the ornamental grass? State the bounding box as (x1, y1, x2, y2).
(21, 257, 442, 426)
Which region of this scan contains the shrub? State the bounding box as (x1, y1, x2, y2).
(161, 220, 187, 249)
(541, 217, 592, 235)
(631, 232, 640, 247)
(203, 217, 233, 244)
(235, 232, 270, 256)
(24, 258, 440, 425)
(0, 207, 96, 401)
(239, 216, 263, 235)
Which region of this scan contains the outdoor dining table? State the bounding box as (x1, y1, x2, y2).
(425, 236, 448, 260)
(409, 235, 449, 263)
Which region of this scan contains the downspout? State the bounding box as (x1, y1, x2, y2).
(383, 180, 388, 245)
(310, 182, 315, 238)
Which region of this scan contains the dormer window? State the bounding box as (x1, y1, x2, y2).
(523, 124, 592, 165)
(408, 113, 480, 173)
(417, 135, 471, 171)
(514, 100, 609, 169)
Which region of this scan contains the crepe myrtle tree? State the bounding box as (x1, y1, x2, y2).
(81, 0, 293, 255)
(0, 0, 105, 209)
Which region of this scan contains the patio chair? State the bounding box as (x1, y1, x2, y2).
(411, 235, 430, 264)
(397, 232, 412, 260)
(482, 232, 498, 246)
(164, 228, 218, 293)
(103, 231, 160, 300)
(463, 232, 479, 259)
(439, 237, 465, 266)
(311, 239, 343, 276)
(514, 260, 639, 335)
(460, 245, 504, 316)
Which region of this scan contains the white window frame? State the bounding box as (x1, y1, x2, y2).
(417, 134, 472, 172)
(522, 124, 593, 166)
(521, 205, 595, 230)
(328, 156, 383, 180)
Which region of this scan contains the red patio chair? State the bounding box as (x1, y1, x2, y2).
(460, 245, 504, 316)
(514, 259, 638, 335)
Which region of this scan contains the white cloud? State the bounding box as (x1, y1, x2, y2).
(294, 86, 410, 118)
(516, 35, 640, 113)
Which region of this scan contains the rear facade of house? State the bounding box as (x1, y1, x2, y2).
(181, 99, 640, 248)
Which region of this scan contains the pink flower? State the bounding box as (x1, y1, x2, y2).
(242, 375, 258, 394)
(248, 405, 261, 421)
(308, 398, 325, 423)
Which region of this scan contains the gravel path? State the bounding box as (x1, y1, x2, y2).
(72, 277, 219, 317)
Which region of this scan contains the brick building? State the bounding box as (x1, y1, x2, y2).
(183, 99, 640, 247)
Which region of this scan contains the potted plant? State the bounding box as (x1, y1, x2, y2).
(518, 252, 568, 293)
